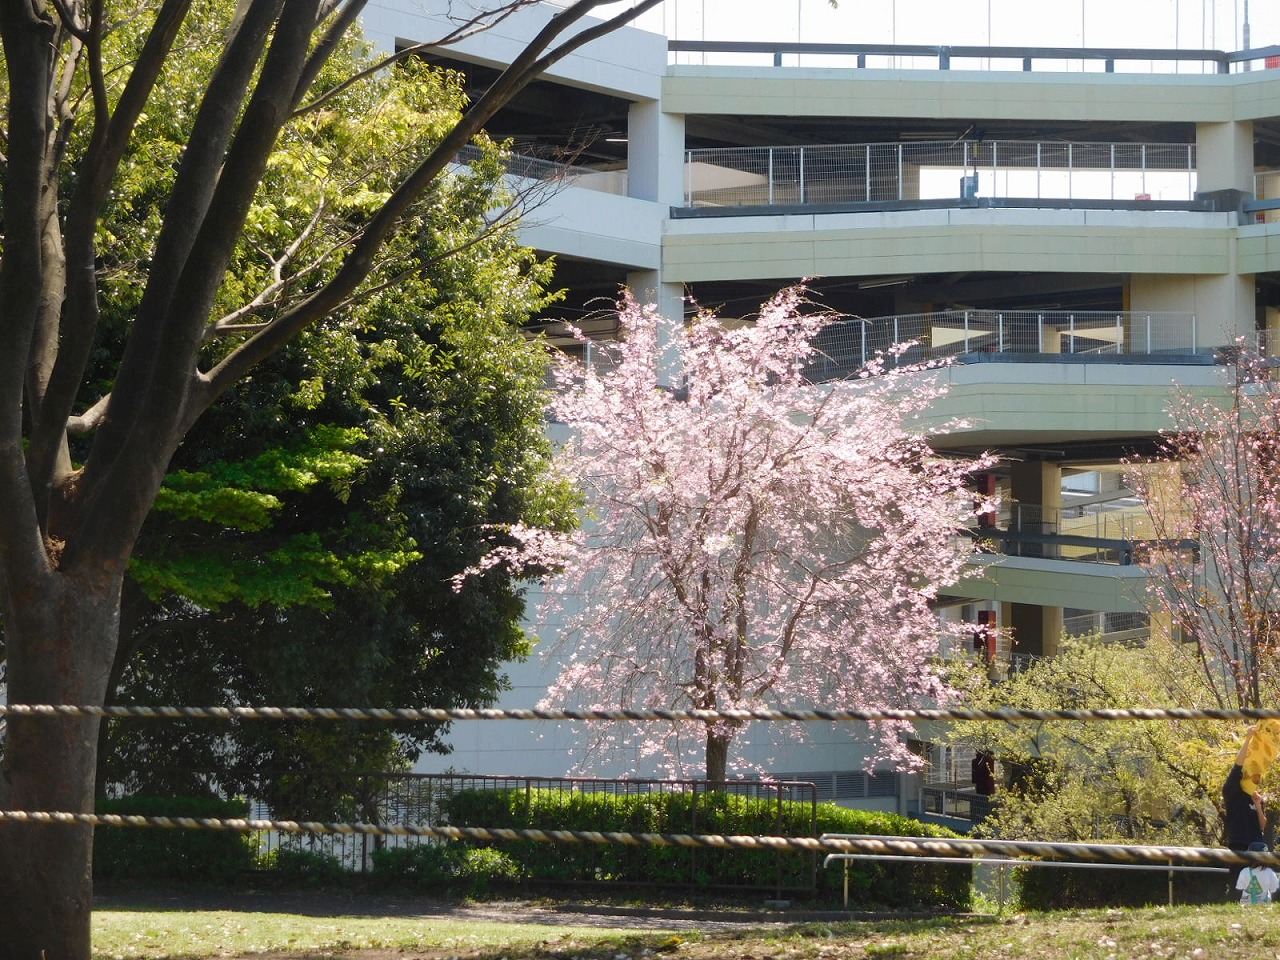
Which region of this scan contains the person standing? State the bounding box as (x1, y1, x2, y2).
(1224, 722, 1280, 887)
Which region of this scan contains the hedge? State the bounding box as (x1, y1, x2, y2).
(1016, 860, 1228, 909)
(442, 787, 971, 909)
(94, 795, 254, 883)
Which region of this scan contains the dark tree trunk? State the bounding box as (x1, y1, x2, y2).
(705, 729, 731, 786)
(0, 569, 123, 960)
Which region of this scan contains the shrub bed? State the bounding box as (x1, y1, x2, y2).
(443, 787, 970, 909)
(94, 795, 254, 883)
(1017, 861, 1228, 909)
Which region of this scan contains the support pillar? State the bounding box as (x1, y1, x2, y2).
(1004, 602, 1064, 663)
(627, 270, 685, 389)
(1006, 460, 1064, 661)
(627, 99, 685, 206)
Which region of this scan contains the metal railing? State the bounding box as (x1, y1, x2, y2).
(1251, 169, 1280, 223)
(454, 144, 628, 197)
(248, 772, 818, 890)
(918, 784, 996, 824)
(684, 140, 1197, 209)
(1062, 610, 1151, 640)
(802, 309, 1200, 381)
(972, 501, 1153, 565)
(667, 40, 1280, 76)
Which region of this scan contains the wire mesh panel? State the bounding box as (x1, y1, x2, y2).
(684, 141, 1197, 208)
(802, 310, 1199, 381)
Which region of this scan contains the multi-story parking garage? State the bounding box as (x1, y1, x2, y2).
(365, 1, 1280, 819)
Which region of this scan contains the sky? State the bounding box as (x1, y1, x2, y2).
(608, 0, 1280, 65)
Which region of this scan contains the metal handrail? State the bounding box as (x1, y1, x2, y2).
(684, 139, 1197, 209)
(803, 309, 1201, 382)
(668, 40, 1280, 75)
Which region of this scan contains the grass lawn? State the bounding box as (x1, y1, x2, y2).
(90, 900, 1280, 960)
(91, 908, 635, 958)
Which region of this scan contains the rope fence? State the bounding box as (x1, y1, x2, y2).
(0, 811, 1276, 868)
(4, 704, 1280, 722)
(2, 701, 1273, 876)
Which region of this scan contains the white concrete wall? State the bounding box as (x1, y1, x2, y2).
(919, 360, 1230, 448)
(362, 1, 667, 98)
(664, 208, 1239, 284)
(516, 184, 663, 269)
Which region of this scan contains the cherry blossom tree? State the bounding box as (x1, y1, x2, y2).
(533, 288, 994, 782)
(1130, 350, 1280, 711)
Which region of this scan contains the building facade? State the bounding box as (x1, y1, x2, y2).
(366, 1, 1280, 818)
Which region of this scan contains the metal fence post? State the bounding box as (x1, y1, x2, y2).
(799, 146, 805, 204)
(768, 148, 774, 205)
(691, 780, 699, 887)
(775, 786, 784, 899)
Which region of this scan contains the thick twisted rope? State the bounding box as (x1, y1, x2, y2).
(2, 704, 1280, 722)
(0, 812, 1271, 868)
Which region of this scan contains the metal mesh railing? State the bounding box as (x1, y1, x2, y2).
(1062, 610, 1151, 639)
(454, 144, 628, 196)
(975, 501, 1151, 564)
(248, 772, 818, 889)
(685, 140, 1197, 208)
(802, 310, 1199, 381)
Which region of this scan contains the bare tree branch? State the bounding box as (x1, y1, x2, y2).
(200, 0, 662, 407)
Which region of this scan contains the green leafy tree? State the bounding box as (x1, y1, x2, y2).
(70, 0, 577, 820)
(0, 0, 660, 955)
(949, 638, 1228, 846)
(100, 203, 575, 818)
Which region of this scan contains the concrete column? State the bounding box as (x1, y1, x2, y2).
(1009, 460, 1061, 519)
(627, 269, 685, 387)
(1130, 273, 1255, 348)
(627, 99, 685, 206)
(1122, 121, 1257, 352)
(1006, 460, 1064, 661)
(1007, 603, 1064, 661)
(1196, 120, 1254, 195)
(625, 102, 687, 385)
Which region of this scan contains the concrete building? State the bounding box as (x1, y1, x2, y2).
(368, 2, 1280, 818)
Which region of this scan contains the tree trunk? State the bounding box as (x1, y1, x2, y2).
(705, 729, 731, 786)
(0, 569, 123, 960)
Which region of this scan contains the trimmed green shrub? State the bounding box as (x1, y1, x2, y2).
(1016, 862, 1227, 909)
(371, 842, 520, 895)
(443, 787, 971, 908)
(94, 795, 254, 883)
(266, 846, 351, 886)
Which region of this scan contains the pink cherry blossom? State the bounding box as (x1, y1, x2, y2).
(1129, 348, 1280, 710)
(525, 286, 994, 781)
